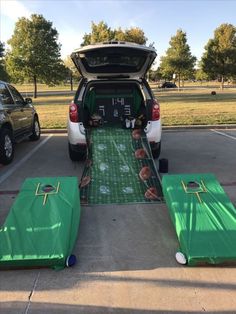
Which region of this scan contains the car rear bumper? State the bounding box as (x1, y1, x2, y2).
(145, 119, 162, 143)
(68, 119, 162, 146)
(67, 120, 86, 146)
(69, 142, 87, 153)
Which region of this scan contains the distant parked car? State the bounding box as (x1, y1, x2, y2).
(161, 82, 177, 88)
(67, 41, 162, 160)
(0, 81, 40, 165)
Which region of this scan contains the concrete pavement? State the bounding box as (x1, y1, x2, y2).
(0, 130, 236, 313)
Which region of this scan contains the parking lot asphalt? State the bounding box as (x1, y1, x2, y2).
(0, 129, 236, 314)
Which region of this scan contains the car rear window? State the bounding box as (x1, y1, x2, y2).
(79, 47, 148, 73)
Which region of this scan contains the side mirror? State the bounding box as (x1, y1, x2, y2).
(25, 98, 32, 104)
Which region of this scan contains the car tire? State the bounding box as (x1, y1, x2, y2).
(68, 143, 86, 161)
(0, 128, 14, 165)
(29, 117, 41, 141)
(151, 142, 161, 159)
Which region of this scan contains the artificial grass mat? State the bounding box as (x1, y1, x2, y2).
(80, 127, 163, 205)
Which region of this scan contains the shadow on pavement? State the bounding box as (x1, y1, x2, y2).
(1, 302, 236, 314)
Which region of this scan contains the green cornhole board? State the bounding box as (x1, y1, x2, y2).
(162, 173, 236, 266)
(0, 177, 81, 270)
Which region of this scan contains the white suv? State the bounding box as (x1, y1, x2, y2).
(67, 41, 162, 160)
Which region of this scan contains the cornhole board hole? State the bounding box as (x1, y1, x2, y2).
(0, 177, 81, 270)
(162, 173, 236, 266)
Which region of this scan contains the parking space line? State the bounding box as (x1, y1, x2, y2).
(0, 135, 53, 185)
(211, 129, 236, 140)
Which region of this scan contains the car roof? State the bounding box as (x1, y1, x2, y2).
(72, 41, 156, 54)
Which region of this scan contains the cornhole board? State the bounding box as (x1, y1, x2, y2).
(162, 173, 236, 266)
(0, 177, 81, 270)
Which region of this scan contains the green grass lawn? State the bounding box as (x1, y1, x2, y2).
(154, 90, 236, 126)
(15, 83, 73, 93)
(32, 89, 236, 129)
(33, 95, 71, 129)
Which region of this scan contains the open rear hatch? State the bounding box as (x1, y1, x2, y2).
(71, 42, 157, 80)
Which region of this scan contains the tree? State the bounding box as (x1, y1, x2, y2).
(121, 27, 147, 45)
(195, 68, 209, 82)
(64, 56, 81, 91)
(201, 23, 236, 89)
(195, 60, 210, 82)
(148, 67, 163, 82)
(0, 42, 8, 81)
(159, 29, 196, 87)
(81, 21, 113, 46)
(81, 21, 147, 46)
(113, 27, 126, 42)
(6, 14, 66, 98)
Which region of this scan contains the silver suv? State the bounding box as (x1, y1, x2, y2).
(67, 42, 161, 160)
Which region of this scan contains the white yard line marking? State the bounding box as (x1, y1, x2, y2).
(0, 135, 53, 185)
(211, 129, 236, 141)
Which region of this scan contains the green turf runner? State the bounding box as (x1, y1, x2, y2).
(80, 127, 163, 205)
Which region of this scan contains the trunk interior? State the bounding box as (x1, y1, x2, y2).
(81, 82, 147, 128)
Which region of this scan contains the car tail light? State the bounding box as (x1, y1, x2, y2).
(69, 102, 78, 122)
(151, 99, 160, 121)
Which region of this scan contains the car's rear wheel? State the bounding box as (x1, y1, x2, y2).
(0, 128, 14, 165)
(151, 142, 161, 159)
(68, 143, 87, 161)
(29, 117, 41, 141)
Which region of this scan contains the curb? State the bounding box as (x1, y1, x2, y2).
(41, 129, 67, 134)
(163, 124, 236, 131)
(41, 125, 236, 134)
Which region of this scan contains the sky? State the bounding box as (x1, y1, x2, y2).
(0, 0, 236, 66)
